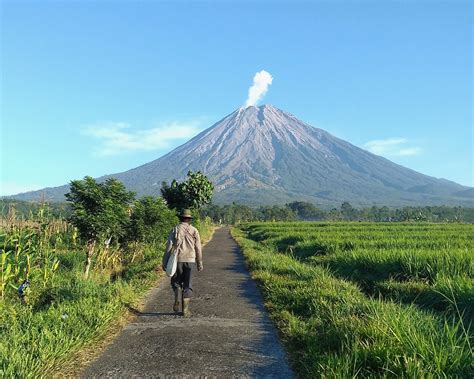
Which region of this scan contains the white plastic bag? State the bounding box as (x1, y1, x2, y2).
(165, 249, 178, 277)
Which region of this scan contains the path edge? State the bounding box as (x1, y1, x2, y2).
(229, 226, 295, 378)
(53, 226, 217, 378)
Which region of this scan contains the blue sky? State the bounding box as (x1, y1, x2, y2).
(1, 0, 472, 196)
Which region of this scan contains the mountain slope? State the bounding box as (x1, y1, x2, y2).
(9, 105, 473, 207)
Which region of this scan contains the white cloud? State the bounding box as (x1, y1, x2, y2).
(83, 120, 203, 156)
(397, 147, 422, 156)
(363, 138, 421, 157)
(0, 181, 41, 196)
(245, 70, 273, 108)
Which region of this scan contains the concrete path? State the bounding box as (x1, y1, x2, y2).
(82, 228, 294, 378)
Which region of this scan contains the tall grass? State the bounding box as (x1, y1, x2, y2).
(0, 206, 213, 377)
(233, 223, 474, 377)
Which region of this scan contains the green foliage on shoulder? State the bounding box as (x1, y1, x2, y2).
(161, 171, 214, 210)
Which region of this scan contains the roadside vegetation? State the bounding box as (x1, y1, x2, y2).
(233, 222, 473, 377)
(0, 172, 213, 377)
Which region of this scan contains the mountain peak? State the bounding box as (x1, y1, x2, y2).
(239, 103, 276, 113)
(257, 103, 275, 110)
(240, 103, 279, 111)
(235, 103, 287, 126)
(9, 105, 471, 207)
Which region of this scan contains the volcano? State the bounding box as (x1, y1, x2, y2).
(10, 105, 473, 207)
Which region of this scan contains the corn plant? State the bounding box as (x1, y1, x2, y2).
(0, 251, 14, 298)
(42, 255, 60, 287)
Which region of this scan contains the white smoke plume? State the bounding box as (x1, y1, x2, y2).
(245, 70, 273, 108)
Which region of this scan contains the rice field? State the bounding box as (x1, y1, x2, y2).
(233, 222, 474, 377)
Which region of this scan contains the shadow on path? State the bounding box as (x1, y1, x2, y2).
(82, 228, 294, 378)
(126, 307, 176, 317)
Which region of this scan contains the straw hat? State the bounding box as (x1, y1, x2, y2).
(180, 209, 193, 219)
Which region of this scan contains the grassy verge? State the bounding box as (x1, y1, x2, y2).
(0, 245, 163, 377)
(232, 227, 473, 378)
(0, 220, 215, 378)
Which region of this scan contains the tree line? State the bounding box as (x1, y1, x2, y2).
(2, 187, 473, 226)
(201, 201, 474, 223)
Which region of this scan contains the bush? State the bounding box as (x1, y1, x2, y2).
(125, 196, 178, 245)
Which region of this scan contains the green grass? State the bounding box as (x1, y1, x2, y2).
(0, 216, 214, 377)
(0, 245, 163, 377)
(233, 222, 474, 378)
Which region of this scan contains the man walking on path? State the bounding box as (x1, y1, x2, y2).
(162, 209, 203, 316)
(82, 227, 294, 378)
